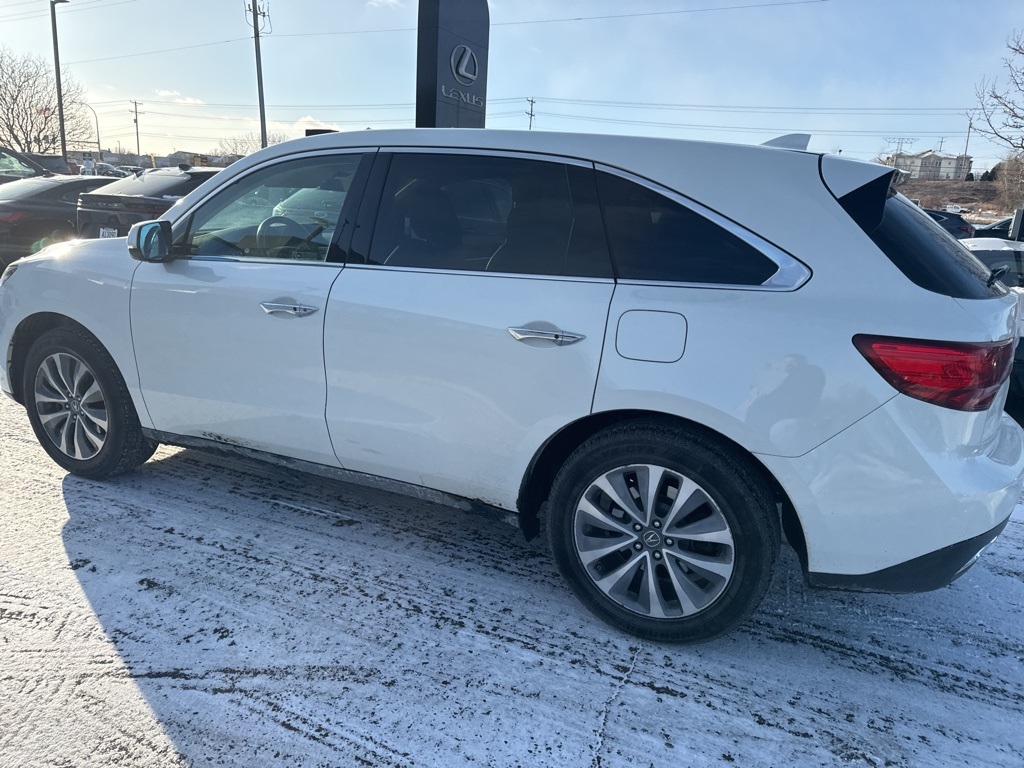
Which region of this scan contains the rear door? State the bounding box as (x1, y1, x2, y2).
(323, 150, 615, 508)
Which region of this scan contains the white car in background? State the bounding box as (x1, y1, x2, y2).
(1, 129, 1022, 643)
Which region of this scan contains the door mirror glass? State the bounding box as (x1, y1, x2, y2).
(127, 220, 173, 262)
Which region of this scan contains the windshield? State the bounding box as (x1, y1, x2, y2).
(0, 149, 38, 179)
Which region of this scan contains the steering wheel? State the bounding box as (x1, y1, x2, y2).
(255, 215, 325, 260)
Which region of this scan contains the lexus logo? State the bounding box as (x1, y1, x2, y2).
(450, 44, 478, 86)
(643, 530, 662, 548)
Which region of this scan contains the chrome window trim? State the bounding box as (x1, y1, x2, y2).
(594, 163, 811, 291)
(386, 145, 595, 169)
(344, 262, 614, 284)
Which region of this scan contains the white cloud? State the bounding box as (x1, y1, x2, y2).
(154, 89, 204, 105)
(366, 0, 404, 8)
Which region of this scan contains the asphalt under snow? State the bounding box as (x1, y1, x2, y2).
(1, 395, 1022, 767)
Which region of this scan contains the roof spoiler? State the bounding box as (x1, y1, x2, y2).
(761, 133, 811, 150)
(821, 155, 898, 233)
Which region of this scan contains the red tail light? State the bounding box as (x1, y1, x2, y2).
(853, 335, 1014, 411)
(0, 211, 28, 223)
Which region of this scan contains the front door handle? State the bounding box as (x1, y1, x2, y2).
(260, 302, 319, 317)
(508, 327, 586, 346)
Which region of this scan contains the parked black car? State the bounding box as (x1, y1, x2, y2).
(25, 154, 75, 175)
(77, 166, 220, 238)
(972, 217, 1013, 240)
(924, 209, 976, 239)
(0, 175, 113, 267)
(0, 147, 48, 185)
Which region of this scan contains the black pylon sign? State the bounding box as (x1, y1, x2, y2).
(416, 0, 489, 128)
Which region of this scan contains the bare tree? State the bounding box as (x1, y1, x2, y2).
(215, 131, 289, 157)
(0, 46, 92, 154)
(976, 32, 1024, 206)
(976, 32, 1024, 153)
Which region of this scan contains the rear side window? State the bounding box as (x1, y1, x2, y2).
(367, 153, 612, 278)
(861, 193, 1001, 300)
(596, 172, 778, 285)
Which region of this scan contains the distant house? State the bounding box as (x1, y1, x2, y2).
(891, 150, 972, 180)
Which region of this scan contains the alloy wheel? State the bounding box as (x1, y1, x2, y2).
(33, 352, 108, 461)
(573, 463, 735, 619)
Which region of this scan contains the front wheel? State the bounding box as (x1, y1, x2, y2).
(23, 327, 156, 478)
(547, 421, 780, 643)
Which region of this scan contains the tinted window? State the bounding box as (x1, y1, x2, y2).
(596, 172, 778, 285)
(865, 193, 1000, 300)
(184, 154, 362, 262)
(367, 153, 611, 277)
(57, 179, 110, 202)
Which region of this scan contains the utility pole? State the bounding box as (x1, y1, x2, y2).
(962, 116, 973, 180)
(936, 136, 945, 151)
(130, 100, 144, 155)
(526, 98, 536, 130)
(246, 1, 270, 149)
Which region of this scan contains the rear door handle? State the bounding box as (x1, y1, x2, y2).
(508, 327, 586, 346)
(260, 302, 319, 317)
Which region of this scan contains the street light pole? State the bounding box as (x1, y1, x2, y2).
(49, 0, 70, 162)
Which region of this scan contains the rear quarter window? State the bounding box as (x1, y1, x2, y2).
(596, 171, 779, 285)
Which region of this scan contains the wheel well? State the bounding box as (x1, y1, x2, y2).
(516, 409, 808, 568)
(7, 313, 89, 405)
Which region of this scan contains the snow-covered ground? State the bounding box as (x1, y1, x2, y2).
(1, 394, 1022, 768)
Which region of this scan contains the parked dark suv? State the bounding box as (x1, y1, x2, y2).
(77, 166, 220, 238)
(0, 147, 48, 185)
(25, 154, 75, 175)
(924, 209, 976, 239)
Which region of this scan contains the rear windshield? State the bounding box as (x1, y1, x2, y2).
(0, 177, 54, 200)
(91, 169, 218, 198)
(863, 192, 1002, 300)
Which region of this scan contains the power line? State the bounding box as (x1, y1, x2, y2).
(0, 0, 135, 23)
(67, 39, 250, 66)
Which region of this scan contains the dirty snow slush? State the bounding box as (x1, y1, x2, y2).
(0, 395, 1022, 767)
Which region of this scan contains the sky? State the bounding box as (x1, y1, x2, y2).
(0, 0, 1020, 170)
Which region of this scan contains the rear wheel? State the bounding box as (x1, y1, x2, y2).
(547, 421, 780, 643)
(23, 327, 156, 478)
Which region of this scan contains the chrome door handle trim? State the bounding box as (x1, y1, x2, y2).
(507, 327, 586, 346)
(260, 302, 319, 317)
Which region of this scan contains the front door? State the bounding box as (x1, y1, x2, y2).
(131, 152, 366, 464)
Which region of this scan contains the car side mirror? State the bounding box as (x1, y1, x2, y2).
(127, 220, 173, 262)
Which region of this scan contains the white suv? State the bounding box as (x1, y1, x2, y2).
(1, 129, 1021, 643)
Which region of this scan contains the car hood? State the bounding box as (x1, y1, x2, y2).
(15, 234, 138, 281)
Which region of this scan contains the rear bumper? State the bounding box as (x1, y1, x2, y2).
(759, 394, 1024, 582)
(807, 517, 1009, 592)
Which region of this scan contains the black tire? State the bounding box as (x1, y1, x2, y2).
(22, 327, 157, 478)
(547, 421, 780, 643)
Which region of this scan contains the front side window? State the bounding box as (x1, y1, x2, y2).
(183, 154, 362, 262)
(367, 152, 611, 277)
(596, 172, 780, 286)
